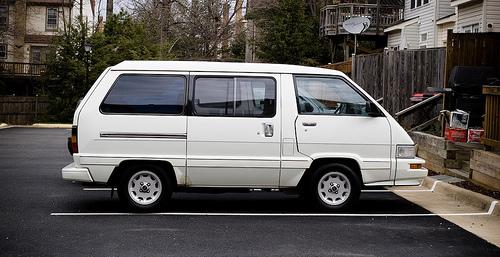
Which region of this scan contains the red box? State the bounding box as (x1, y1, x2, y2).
(444, 127, 467, 142)
(467, 128, 484, 143)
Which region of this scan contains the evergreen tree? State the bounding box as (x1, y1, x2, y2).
(249, 0, 329, 65)
(45, 12, 166, 121)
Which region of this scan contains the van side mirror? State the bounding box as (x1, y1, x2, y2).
(304, 102, 314, 113)
(366, 101, 382, 117)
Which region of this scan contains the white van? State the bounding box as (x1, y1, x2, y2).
(62, 61, 427, 211)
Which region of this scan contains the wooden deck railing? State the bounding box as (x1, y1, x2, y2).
(0, 62, 47, 76)
(482, 86, 500, 149)
(320, 3, 403, 36)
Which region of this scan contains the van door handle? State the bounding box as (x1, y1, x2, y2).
(263, 123, 274, 137)
(302, 122, 317, 127)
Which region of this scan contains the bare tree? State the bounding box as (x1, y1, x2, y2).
(128, 0, 245, 59)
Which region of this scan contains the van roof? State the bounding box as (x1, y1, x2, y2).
(111, 61, 343, 75)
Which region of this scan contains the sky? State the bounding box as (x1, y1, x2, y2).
(74, 0, 129, 21)
(77, 0, 248, 25)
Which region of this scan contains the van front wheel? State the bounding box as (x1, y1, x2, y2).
(310, 164, 360, 210)
(118, 165, 172, 211)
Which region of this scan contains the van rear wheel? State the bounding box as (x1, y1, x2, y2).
(118, 164, 172, 211)
(310, 163, 360, 210)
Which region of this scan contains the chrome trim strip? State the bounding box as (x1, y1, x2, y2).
(100, 132, 187, 139)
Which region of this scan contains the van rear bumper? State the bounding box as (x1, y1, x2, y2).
(62, 162, 94, 182)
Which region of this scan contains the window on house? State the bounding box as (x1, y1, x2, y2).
(46, 8, 58, 30)
(420, 33, 427, 42)
(463, 23, 480, 33)
(0, 6, 9, 30)
(412, 0, 428, 8)
(0, 6, 7, 30)
(30, 46, 48, 64)
(0, 44, 7, 59)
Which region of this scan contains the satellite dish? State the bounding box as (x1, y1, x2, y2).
(342, 17, 371, 34)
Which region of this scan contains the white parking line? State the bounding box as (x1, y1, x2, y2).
(51, 201, 497, 217)
(81, 181, 442, 193)
(83, 188, 116, 191)
(364, 180, 442, 193)
(48, 211, 491, 217)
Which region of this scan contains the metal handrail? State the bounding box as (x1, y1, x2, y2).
(394, 93, 443, 119)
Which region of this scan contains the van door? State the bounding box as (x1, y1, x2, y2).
(186, 73, 281, 187)
(293, 76, 392, 184)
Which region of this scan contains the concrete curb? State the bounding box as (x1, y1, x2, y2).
(423, 176, 499, 216)
(31, 123, 72, 129)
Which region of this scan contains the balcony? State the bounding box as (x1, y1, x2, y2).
(26, 0, 74, 7)
(320, 2, 404, 37)
(0, 62, 47, 77)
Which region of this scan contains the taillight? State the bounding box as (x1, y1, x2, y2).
(67, 125, 78, 155)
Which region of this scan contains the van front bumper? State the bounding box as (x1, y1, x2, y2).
(394, 157, 428, 185)
(62, 162, 94, 182)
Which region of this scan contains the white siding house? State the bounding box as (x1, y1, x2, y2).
(451, 0, 500, 33)
(385, 0, 455, 49)
(385, 18, 420, 50)
(387, 31, 402, 49)
(436, 14, 455, 46)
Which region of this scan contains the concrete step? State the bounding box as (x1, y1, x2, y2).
(430, 174, 465, 183)
(447, 168, 471, 180)
(462, 161, 471, 172)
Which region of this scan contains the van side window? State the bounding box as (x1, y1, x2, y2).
(193, 77, 276, 117)
(295, 76, 368, 116)
(192, 78, 234, 116)
(100, 75, 186, 114)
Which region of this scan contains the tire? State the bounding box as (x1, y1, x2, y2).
(309, 163, 361, 210)
(117, 164, 172, 211)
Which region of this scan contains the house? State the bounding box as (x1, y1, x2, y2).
(0, 0, 73, 76)
(385, 0, 455, 49)
(319, 0, 404, 60)
(451, 0, 500, 33)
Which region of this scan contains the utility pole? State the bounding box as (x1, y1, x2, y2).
(106, 0, 113, 20)
(80, 0, 84, 59)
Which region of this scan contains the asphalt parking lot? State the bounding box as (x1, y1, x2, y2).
(0, 128, 499, 257)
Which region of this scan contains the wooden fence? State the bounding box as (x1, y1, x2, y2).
(445, 32, 500, 147)
(0, 96, 49, 125)
(353, 48, 446, 115)
(320, 58, 352, 75)
(445, 32, 500, 88)
(482, 86, 500, 150)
